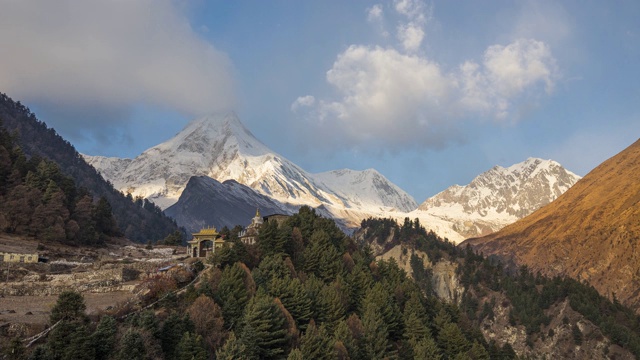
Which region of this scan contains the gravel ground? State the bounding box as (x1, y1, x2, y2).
(0, 291, 134, 325)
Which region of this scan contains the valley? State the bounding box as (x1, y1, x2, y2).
(1, 1, 637, 358)
(1, 94, 638, 359)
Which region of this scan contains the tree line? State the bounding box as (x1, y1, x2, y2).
(9, 207, 509, 359)
(0, 93, 180, 243)
(8, 209, 640, 358)
(0, 122, 119, 245)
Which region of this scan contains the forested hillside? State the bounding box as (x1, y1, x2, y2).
(360, 217, 640, 358)
(16, 207, 640, 359)
(17, 207, 503, 359)
(0, 93, 180, 243)
(0, 123, 119, 245)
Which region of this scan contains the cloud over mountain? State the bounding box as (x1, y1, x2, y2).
(0, 0, 235, 140)
(292, 0, 558, 152)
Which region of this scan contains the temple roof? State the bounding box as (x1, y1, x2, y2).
(192, 227, 219, 236)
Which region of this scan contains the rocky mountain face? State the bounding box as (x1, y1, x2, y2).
(463, 139, 640, 311)
(164, 176, 295, 233)
(84, 112, 417, 225)
(412, 158, 581, 241)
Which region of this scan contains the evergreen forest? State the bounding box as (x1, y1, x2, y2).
(11, 207, 640, 359)
(0, 121, 119, 245)
(0, 93, 180, 243)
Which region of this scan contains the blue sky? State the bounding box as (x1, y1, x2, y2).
(1, 0, 639, 202)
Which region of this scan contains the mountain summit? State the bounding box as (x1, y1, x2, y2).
(463, 138, 640, 310)
(84, 113, 417, 219)
(412, 158, 581, 239)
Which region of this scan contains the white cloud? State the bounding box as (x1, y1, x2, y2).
(292, 1, 559, 151)
(397, 23, 425, 52)
(394, 0, 428, 23)
(0, 0, 235, 120)
(392, 0, 430, 52)
(367, 4, 384, 22)
(458, 39, 557, 119)
(293, 38, 557, 150)
(291, 95, 316, 112)
(484, 39, 556, 95)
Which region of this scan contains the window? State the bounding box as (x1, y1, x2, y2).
(20, 256, 25, 263)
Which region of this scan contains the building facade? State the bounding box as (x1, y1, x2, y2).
(239, 209, 264, 245)
(187, 227, 226, 258)
(0, 252, 38, 263)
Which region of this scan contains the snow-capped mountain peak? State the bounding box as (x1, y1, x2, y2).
(160, 112, 270, 157)
(412, 157, 581, 240)
(84, 113, 417, 219)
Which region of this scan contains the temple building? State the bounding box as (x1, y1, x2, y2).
(239, 209, 291, 246)
(187, 226, 226, 258)
(239, 209, 263, 245)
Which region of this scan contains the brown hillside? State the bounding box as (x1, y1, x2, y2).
(463, 138, 640, 310)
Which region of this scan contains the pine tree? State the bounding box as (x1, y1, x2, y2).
(159, 313, 194, 360)
(70, 195, 98, 245)
(210, 243, 239, 268)
(303, 275, 325, 321)
(438, 323, 470, 359)
(117, 329, 147, 360)
(319, 283, 346, 331)
(467, 341, 490, 360)
(27, 345, 51, 360)
(404, 310, 431, 345)
(94, 196, 119, 236)
(50, 290, 87, 323)
(273, 277, 313, 332)
(289, 227, 305, 269)
(403, 292, 431, 345)
(253, 254, 293, 290)
(239, 292, 289, 360)
(92, 315, 117, 360)
(303, 230, 342, 282)
(334, 319, 362, 360)
(259, 219, 287, 256)
(413, 336, 441, 360)
(434, 307, 453, 334)
(287, 348, 303, 360)
(299, 320, 335, 360)
(216, 262, 251, 329)
(175, 332, 208, 360)
(46, 320, 94, 360)
(215, 332, 246, 360)
(346, 264, 373, 312)
(361, 299, 394, 359)
(3, 184, 40, 234)
(4, 337, 26, 360)
(31, 181, 68, 241)
(362, 282, 403, 341)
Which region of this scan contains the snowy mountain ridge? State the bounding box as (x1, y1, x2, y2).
(83, 112, 417, 214)
(413, 157, 581, 241)
(84, 112, 580, 243)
